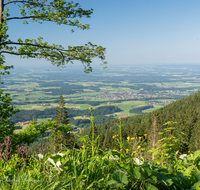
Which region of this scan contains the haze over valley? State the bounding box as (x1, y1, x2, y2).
(2, 63, 200, 131)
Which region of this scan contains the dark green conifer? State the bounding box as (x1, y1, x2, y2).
(148, 112, 160, 160)
(103, 129, 113, 149)
(53, 93, 69, 125)
(49, 93, 75, 153)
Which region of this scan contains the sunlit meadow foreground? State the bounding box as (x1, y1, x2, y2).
(1, 117, 200, 189)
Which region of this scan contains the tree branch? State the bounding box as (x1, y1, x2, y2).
(6, 16, 78, 23)
(7, 16, 42, 20)
(4, 1, 48, 6)
(1, 41, 69, 52)
(1, 51, 40, 56)
(1, 50, 62, 59)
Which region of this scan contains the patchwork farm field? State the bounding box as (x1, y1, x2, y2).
(2, 64, 200, 130)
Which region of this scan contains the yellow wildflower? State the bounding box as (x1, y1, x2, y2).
(125, 149, 129, 152)
(112, 135, 118, 139)
(133, 151, 136, 154)
(137, 146, 141, 150)
(113, 149, 116, 151)
(131, 137, 135, 140)
(127, 136, 130, 142)
(82, 146, 84, 148)
(116, 134, 119, 136)
(188, 150, 190, 153)
(176, 150, 179, 154)
(139, 137, 142, 140)
(144, 134, 147, 137)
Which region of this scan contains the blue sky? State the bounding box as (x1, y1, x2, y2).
(5, 0, 200, 69)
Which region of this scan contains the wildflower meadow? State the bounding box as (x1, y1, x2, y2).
(1, 110, 200, 190)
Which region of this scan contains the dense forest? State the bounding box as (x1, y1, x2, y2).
(129, 105, 154, 114)
(11, 96, 180, 106)
(11, 105, 121, 127)
(92, 90, 200, 153)
(18, 90, 200, 154)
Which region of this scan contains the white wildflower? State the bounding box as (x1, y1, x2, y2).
(38, 154, 44, 161)
(47, 158, 63, 172)
(51, 153, 65, 157)
(179, 154, 188, 160)
(133, 158, 144, 165)
(32, 154, 44, 162)
(56, 161, 61, 167)
(56, 153, 65, 157)
(104, 155, 120, 161)
(47, 158, 56, 166)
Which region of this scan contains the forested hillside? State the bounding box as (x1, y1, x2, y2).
(129, 105, 154, 114)
(11, 106, 121, 127)
(96, 90, 200, 153)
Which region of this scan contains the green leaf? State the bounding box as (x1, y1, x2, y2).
(194, 157, 200, 170)
(112, 170, 128, 185)
(194, 168, 200, 182)
(107, 180, 121, 188)
(144, 167, 153, 177)
(132, 167, 141, 179)
(144, 183, 158, 190)
(192, 181, 200, 190)
(168, 162, 174, 173)
(157, 173, 172, 186)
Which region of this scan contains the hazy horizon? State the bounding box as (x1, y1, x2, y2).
(5, 0, 200, 68)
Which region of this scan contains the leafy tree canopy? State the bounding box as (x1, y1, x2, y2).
(0, 0, 107, 149)
(0, 0, 107, 74)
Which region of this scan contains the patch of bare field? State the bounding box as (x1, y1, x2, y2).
(14, 124, 29, 133)
(66, 106, 81, 109)
(32, 106, 43, 109)
(83, 89, 94, 92)
(100, 88, 113, 90)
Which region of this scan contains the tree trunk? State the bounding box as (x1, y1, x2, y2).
(0, 0, 3, 43)
(0, 0, 4, 50)
(0, 0, 3, 23)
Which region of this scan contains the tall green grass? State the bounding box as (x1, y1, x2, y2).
(1, 117, 200, 189)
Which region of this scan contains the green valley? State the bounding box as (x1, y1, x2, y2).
(2, 64, 200, 132)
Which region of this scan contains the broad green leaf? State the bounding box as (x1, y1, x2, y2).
(194, 157, 200, 170)
(118, 163, 129, 171)
(112, 170, 128, 185)
(194, 168, 200, 182)
(157, 173, 172, 186)
(192, 181, 200, 190)
(144, 167, 153, 176)
(107, 180, 122, 188)
(144, 183, 158, 190)
(168, 162, 174, 173)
